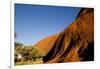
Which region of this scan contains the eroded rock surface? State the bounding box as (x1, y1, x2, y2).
(35, 8, 94, 63)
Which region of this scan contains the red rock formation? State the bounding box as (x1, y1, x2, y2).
(35, 8, 94, 63)
(35, 35, 59, 55)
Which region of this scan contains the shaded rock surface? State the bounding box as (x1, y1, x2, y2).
(35, 8, 94, 63)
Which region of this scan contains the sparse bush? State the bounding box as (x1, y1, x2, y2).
(15, 44, 45, 65)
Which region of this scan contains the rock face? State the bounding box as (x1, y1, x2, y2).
(35, 8, 94, 63)
(35, 34, 59, 55)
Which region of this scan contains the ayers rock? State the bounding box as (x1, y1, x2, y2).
(35, 8, 94, 63)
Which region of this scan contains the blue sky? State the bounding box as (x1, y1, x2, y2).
(15, 4, 81, 46)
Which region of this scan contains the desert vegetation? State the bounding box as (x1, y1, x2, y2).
(15, 42, 46, 65)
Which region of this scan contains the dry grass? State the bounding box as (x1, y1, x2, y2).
(15, 58, 43, 65)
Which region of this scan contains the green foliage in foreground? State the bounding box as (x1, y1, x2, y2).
(15, 42, 46, 65)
